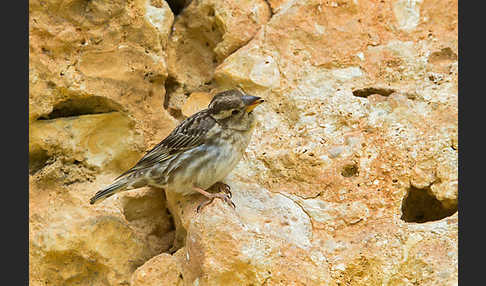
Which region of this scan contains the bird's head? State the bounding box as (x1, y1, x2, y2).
(208, 89, 264, 130)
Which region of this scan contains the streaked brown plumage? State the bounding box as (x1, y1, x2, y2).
(89, 89, 264, 212)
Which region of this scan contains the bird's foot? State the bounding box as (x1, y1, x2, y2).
(194, 186, 235, 213)
(210, 181, 232, 198)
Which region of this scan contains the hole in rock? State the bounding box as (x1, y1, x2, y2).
(163, 76, 180, 109)
(37, 96, 122, 120)
(401, 185, 458, 223)
(163, 76, 186, 120)
(341, 164, 359, 177)
(208, 8, 215, 17)
(165, 0, 188, 15)
(168, 108, 184, 120)
(352, 87, 396, 98)
(428, 47, 458, 64)
(47, 81, 56, 89)
(29, 149, 52, 174)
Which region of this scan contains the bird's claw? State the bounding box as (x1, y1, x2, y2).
(222, 193, 235, 209)
(220, 184, 232, 199)
(212, 182, 232, 198)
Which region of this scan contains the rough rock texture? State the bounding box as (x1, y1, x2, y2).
(29, 0, 178, 145)
(181, 92, 213, 117)
(164, 0, 271, 116)
(29, 0, 458, 285)
(29, 0, 178, 285)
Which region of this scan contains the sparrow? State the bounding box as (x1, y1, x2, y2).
(89, 89, 264, 212)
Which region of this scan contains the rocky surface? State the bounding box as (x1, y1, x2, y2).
(29, 0, 457, 285)
(164, 0, 271, 117)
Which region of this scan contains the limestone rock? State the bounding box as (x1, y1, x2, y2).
(29, 175, 176, 285)
(29, 111, 143, 179)
(29, 0, 178, 144)
(210, 0, 457, 284)
(131, 252, 184, 286)
(265, 0, 293, 14)
(392, 0, 424, 32)
(119, 187, 176, 255)
(29, 191, 155, 286)
(164, 0, 271, 113)
(163, 178, 331, 285)
(29, 0, 178, 284)
(181, 92, 213, 117)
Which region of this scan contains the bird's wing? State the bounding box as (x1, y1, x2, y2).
(115, 109, 216, 179)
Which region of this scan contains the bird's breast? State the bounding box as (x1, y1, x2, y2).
(197, 129, 251, 186)
(168, 127, 254, 195)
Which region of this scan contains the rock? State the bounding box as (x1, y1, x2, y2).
(29, 195, 155, 286)
(29, 0, 178, 284)
(181, 92, 213, 117)
(392, 0, 424, 32)
(163, 178, 331, 285)
(265, 0, 293, 14)
(29, 0, 178, 144)
(29, 111, 143, 179)
(210, 0, 457, 284)
(329, 214, 458, 285)
(119, 187, 176, 255)
(29, 176, 176, 285)
(164, 0, 271, 112)
(131, 252, 184, 286)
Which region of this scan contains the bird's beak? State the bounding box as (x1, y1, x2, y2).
(242, 95, 264, 113)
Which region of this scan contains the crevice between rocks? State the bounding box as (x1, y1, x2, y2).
(120, 188, 180, 255)
(29, 149, 53, 175)
(163, 76, 187, 120)
(400, 185, 457, 223)
(162, 0, 274, 120)
(37, 96, 122, 121)
(165, 0, 190, 16)
(262, 0, 274, 16)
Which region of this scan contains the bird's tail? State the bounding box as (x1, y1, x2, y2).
(89, 178, 129, 205)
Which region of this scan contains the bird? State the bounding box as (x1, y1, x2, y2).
(89, 89, 264, 212)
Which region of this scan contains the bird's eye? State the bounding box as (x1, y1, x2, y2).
(232, 109, 240, 115)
